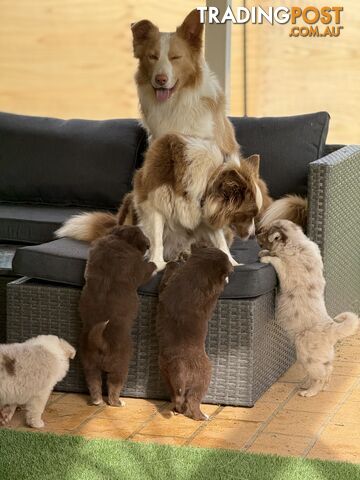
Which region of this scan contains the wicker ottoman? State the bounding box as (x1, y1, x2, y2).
(6, 277, 295, 406)
(0, 245, 19, 342)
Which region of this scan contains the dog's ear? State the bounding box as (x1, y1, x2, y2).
(219, 169, 247, 203)
(131, 19, 159, 43)
(177, 9, 204, 50)
(242, 154, 260, 177)
(59, 339, 76, 359)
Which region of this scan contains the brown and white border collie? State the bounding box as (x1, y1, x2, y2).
(56, 9, 305, 265)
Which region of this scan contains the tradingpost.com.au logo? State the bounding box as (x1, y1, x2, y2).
(197, 6, 344, 37)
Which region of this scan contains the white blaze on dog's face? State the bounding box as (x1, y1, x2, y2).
(131, 10, 204, 102)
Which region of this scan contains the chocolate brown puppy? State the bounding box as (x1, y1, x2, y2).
(79, 225, 156, 406)
(156, 245, 233, 420)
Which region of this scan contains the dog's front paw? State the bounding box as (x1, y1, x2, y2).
(229, 257, 241, 267)
(154, 260, 167, 272)
(258, 249, 270, 258)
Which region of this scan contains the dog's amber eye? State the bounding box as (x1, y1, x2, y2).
(148, 54, 159, 61)
(170, 55, 182, 60)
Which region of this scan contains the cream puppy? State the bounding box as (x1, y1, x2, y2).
(258, 220, 359, 397)
(0, 335, 76, 428)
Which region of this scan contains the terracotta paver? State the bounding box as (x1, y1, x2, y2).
(189, 418, 261, 450)
(248, 432, 313, 457)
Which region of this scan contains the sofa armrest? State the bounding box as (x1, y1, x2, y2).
(308, 145, 360, 316)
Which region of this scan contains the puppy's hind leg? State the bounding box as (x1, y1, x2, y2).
(299, 362, 327, 397)
(84, 367, 104, 406)
(107, 360, 131, 407)
(25, 388, 52, 428)
(184, 359, 212, 421)
(0, 404, 17, 426)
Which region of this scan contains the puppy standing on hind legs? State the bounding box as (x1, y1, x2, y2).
(79, 225, 156, 407)
(258, 219, 359, 397)
(156, 244, 233, 420)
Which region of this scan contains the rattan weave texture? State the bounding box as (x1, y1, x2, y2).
(308, 145, 360, 317)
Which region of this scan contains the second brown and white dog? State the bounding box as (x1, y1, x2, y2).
(258, 220, 359, 397)
(156, 244, 233, 420)
(131, 137, 269, 270)
(0, 335, 75, 428)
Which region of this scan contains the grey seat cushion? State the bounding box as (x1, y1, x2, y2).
(0, 205, 94, 244)
(12, 237, 277, 299)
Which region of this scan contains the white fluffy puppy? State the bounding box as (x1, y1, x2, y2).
(258, 219, 359, 397)
(0, 335, 76, 428)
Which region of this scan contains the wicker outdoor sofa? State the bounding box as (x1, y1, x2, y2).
(0, 111, 359, 407)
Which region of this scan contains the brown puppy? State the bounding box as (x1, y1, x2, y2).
(79, 225, 156, 406)
(156, 244, 233, 420)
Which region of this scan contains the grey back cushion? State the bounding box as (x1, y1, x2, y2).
(0, 111, 329, 210)
(0, 112, 147, 209)
(230, 112, 330, 198)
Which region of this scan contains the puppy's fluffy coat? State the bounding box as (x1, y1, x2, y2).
(79, 225, 156, 406)
(0, 335, 75, 428)
(156, 244, 233, 420)
(258, 220, 359, 397)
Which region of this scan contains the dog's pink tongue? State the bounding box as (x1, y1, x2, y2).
(156, 88, 171, 102)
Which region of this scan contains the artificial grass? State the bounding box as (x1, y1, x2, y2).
(0, 429, 359, 480)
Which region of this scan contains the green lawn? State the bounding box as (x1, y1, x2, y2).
(0, 429, 359, 480)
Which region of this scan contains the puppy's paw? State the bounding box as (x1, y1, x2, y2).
(108, 398, 126, 407)
(91, 398, 105, 406)
(258, 249, 270, 258)
(298, 389, 318, 398)
(260, 256, 272, 264)
(28, 418, 45, 429)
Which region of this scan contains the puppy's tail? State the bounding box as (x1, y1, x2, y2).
(331, 312, 359, 341)
(117, 192, 138, 226)
(260, 195, 308, 230)
(55, 211, 116, 242)
(87, 320, 109, 351)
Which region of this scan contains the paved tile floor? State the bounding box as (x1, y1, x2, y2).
(5, 331, 360, 463)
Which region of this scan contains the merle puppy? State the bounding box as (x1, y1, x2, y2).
(156, 244, 233, 420)
(80, 225, 156, 406)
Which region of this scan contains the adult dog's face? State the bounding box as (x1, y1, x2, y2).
(203, 155, 263, 240)
(131, 9, 203, 102)
(257, 219, 304, 253)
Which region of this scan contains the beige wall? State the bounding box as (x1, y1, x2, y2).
(0, 1, 359, 144)
(0, 0, 200, 120)
(230, 0, 360, 144)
